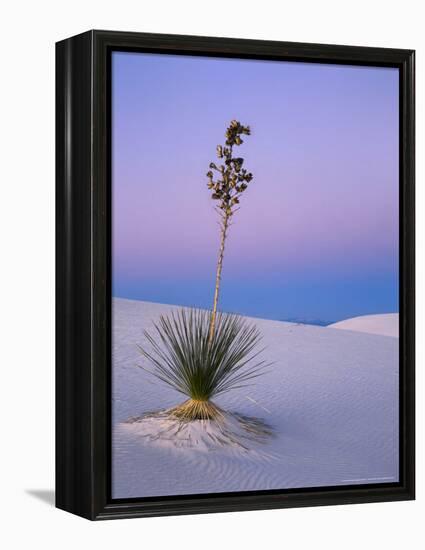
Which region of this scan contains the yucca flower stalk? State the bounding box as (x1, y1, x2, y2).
(138, 121, 266, 421)
(207, 120, 253, 343)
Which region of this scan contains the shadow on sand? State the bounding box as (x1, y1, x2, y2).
(124, 407, 275, 453)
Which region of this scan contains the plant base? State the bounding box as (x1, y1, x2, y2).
(169, 399, 224, 421)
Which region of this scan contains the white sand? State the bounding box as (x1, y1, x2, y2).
(329, 313, 399, 337)
(112, 298, 399, 499)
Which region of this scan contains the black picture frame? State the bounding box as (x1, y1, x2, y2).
(56, 29, 415, 520)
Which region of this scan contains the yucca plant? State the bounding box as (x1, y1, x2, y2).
(138, 121, 266, 421)
(138, 309, 267, 420)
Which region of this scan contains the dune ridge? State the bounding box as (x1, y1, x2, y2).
(112, 298, 399, 499)
(329, 313, 398, 337)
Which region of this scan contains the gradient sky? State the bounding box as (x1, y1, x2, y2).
(112, 52, 399, 323)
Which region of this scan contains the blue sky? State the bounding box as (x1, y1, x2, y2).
(112, 52, 399, 322)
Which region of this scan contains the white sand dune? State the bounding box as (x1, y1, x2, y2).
(112, 298, 399, 499)
(329, 314, 399, 338)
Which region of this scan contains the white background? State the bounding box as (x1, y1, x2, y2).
(0, 1, 422, 548)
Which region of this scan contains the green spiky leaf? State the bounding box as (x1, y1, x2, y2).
(138, 308, 269, 400)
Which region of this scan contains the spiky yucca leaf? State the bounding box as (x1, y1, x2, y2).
(137, 308, 268, 403)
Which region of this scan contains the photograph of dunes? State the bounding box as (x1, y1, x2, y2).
(111, 52, 399, 499)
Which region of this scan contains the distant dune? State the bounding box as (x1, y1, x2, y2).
(329, 314, 398, 338)
(112, 298, 399, 499)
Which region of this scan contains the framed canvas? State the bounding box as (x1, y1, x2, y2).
(56, 30, 415, 520)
